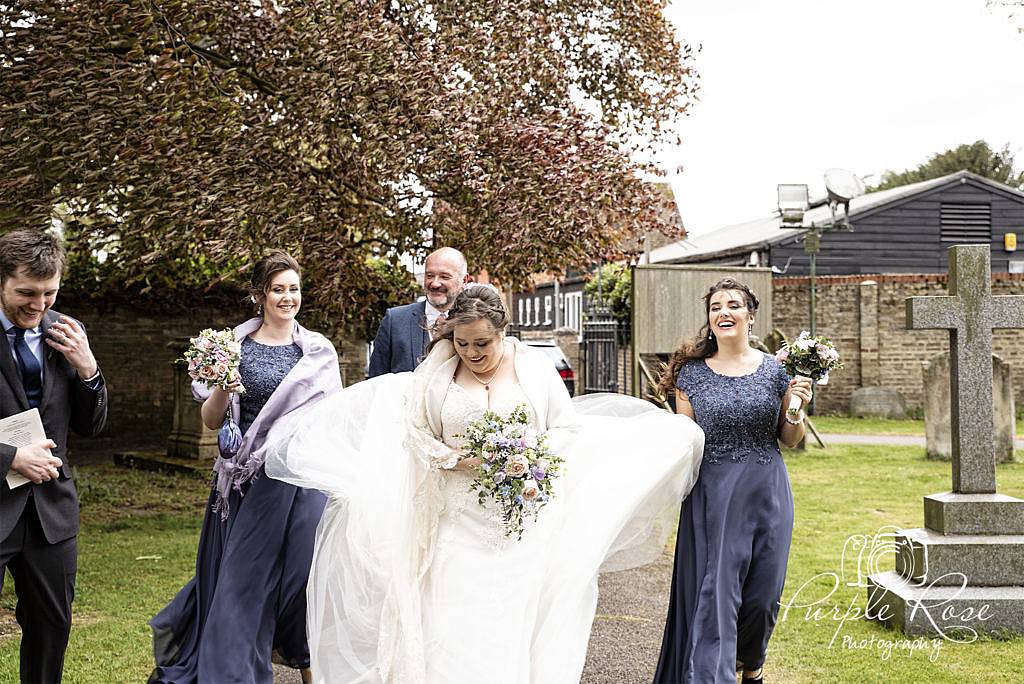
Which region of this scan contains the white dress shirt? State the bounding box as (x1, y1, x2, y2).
(425, 301, 446, 339)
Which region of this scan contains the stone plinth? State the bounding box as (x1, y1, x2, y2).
(894, 528, 1024, 586)
(867, 571, 1024, 636)
(924, 492, 1024, 536)
(923, 352, 1015, 464)
(849, 386, 906, 419)
(166, 339, 219, 460)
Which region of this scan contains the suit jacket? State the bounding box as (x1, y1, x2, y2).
(368, 300, 429, 378)
(0, 309, 108, 544)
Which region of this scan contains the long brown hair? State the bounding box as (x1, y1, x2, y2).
(426, 285, 510, 353)
(656, 278, 760, 397)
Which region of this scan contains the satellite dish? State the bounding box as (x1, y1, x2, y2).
(823, 168, 865, 227)
(824, 168, 866, 202)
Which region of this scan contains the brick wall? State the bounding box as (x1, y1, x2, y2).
(58, 297, 366, 451)
(771, 274, 1024, 414)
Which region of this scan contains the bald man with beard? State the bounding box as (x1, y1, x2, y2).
(368, 247, 471, 377)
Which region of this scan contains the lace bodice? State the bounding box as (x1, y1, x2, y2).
(440, 382, 538, 448)
(435, 381, 539, 552)
(676, 353, 791, 466)
(238, 336, 302, 435)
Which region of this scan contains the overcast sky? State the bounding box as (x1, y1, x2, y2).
(661, 0, 1024, 236)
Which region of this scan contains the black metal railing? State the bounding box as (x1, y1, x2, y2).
(582, 307, 619, 394)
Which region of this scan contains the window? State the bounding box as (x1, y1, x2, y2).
(563, 292, 583, 333)
(940, 203, 991, 243)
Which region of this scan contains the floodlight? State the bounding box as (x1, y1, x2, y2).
(778, 184, 809, 225)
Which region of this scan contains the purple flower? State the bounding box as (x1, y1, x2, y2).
(494, 470, 507, 484)
(530, 466, 546, 480)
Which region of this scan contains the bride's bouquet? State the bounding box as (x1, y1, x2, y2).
(776, 331, 842, 415)
(459, 404, 564, 539)
(182, 328, 245, 394)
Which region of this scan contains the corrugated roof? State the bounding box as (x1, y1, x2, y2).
(650, 170, 1024, 264)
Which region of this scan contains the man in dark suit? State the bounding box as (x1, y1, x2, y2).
(0, 230, 107, 683)
(368, 247, 470, 377)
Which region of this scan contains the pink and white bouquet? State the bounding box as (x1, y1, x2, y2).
(459, 404, 564, 540)
(776, 331, 843, 415)
(182, 328, 245, 394)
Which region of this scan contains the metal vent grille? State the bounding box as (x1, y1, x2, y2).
(940, 203, 991, 243)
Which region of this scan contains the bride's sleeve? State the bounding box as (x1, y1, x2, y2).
(543, 366, 580, 457)
(405, 421, 462, 470)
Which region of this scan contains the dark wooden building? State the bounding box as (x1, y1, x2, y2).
(649, 171, 1024, 274)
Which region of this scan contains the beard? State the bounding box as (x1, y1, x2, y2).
(427, 289, 456, 309)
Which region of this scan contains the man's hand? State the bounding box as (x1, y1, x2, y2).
(45, 315, 98, 379)
(11, 439, 62, 484)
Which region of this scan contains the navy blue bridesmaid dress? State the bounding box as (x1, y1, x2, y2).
(654, 353, 794, 683)
(149, 338, 326, 684)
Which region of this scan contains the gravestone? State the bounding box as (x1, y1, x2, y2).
(849, 387, 906, 419)
(923, 352, 1015, 463)
(867, 245, 1024, 636)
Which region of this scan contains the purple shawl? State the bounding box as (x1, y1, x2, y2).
(191, 317, 342, 517)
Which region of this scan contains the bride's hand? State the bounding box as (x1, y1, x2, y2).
(454, 455, 482, 471)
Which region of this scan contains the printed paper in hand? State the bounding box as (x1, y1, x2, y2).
(1, 408, 47, 489)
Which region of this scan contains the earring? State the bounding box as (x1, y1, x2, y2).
(708, 330, 714, 340)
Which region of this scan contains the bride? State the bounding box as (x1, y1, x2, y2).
(266, 285, 704, 683)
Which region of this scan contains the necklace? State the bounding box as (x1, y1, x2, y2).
(467, 343, 506, 391)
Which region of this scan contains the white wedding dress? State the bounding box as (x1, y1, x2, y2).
(265, 342, 704, 684)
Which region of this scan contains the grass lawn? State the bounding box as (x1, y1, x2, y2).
(812, 414, 1024, 437)
(3, 448, 1024, 682)
(772, 443, 1024, 683)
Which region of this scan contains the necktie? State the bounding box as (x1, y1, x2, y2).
(12, 327, 42, 408)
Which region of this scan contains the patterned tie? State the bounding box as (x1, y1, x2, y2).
(12, 327, 42, 408)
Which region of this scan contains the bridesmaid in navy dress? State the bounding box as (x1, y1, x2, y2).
(653, 278, 812, 684)
(150, 251, 341, 684)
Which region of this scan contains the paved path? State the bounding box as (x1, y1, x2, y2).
(816, 432, 1024, 449)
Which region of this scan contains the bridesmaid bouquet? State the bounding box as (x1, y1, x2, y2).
(182, 328, 245, 394)
(182, 328, 245, 459)
(776, 331, 843, 415)
(459, 404, 564, 540)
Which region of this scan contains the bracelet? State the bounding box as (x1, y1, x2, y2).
(784, 411, 806, 426)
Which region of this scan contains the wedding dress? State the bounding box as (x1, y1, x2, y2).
(265, 340, 704, 684)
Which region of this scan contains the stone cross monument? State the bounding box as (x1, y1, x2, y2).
(868, 245, 1024, 635)
(906, 246, 1024, 492)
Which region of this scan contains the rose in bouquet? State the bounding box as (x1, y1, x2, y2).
(775, 331, 843, 415)
(182, 328, 245, 394)
(458, 404, 564, 539)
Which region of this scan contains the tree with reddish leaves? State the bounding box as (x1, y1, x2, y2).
(0, 0, 696, 335)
